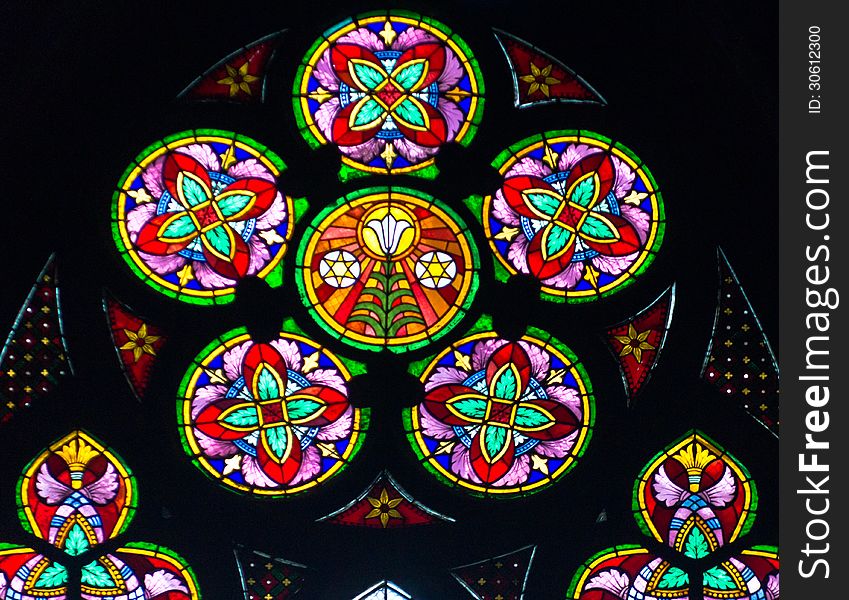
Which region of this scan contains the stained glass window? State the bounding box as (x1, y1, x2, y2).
(404, 320, 594, 496)
(178, 31, 285, 103)
(702, 249, 779, 435)
(177, 322, 368, 496)
(4, 2, 777, 597)
(493, 29, 606, 108)
(1, 430, 199, 599)
(293, 10, 484, 179)
(318, 470, 454, 528)
(604, 283, 675, 404)
(0, 254, 71, 424)
(568, 430, 777, 600)
(474, 130, 665, 302)
(111, 130, 300, 305)
(296, 187, 479, 353)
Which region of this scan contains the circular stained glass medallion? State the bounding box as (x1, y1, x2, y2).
(296, 187, 479, 353)
(112, 130, 295, 305)
(403, 328, 594, 497)
(293, 10, 484, 177)
(177, 327, 368, 496)
(483, 130, 665, 302)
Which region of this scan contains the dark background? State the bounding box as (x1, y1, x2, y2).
(0, 1, 777, 598)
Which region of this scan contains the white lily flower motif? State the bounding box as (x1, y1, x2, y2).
(364, 209, 415, 257)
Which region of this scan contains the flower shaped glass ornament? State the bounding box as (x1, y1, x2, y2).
(0, 430, 200, 599)
(112, 130, 301, 305)
(568, 431, 778, 600)
(177, 321, 368, 496)
(296, 187, 479, 353)
(473, 131, 665, 302)
(404, 318, 594, 497)
(293, 10, 484, 179)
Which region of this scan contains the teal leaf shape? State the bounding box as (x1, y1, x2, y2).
(286, 398, 323, 421)
(684, 528, 710, 559)
(217, 193, 253, 218)
(64, 523, 90, 556)
(203, 227, 232, 256)
(658, 566, 689, 589)
(81, 561, 116, 588)
(544, 226, 572, 257)
(265, 426, 288, 459)
(570, 177, 596, 208)
(162, 214, 196, 239)
(353, 62, 386, 90)
(35, 562, 68, 588)
(483, 425, 509, 460)
(514, 405, 552, 429)
(450, 398, 488, 420)
(580, 214, 616, 240)
(493, 367, 518, 400)
(181, 175, 209, 207)
(394, 61, 426, 90)
(222, 406, 259, 427)
(525, 191, 561, 217)
(353, 98, 385, 127)
(256, 368, 280, 400)
(394, 98, 426, 127)
(703, 566, 736, 590)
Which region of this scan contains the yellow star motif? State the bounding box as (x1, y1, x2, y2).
(365, 488, 404, 528)
(613, 324, 655, 363)
(120, 323, 161, 363)
(259, 229, 286, 246)
(519, 62, 560, 97)
(204, 368, 228, 384)
(454, 350, 471, 371)
(217, 62, 259, 96)
(309, 86, 333, 104)
(582, 265, 600, 289)
(416, 252, 456, 288)
(494, 226, 519, 241)
(321, 251, 360, 287)
(542, 143, 559, 169)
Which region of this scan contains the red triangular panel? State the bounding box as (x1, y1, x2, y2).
(317, 471, 454, 528)
(702, 248, 779, 435)
(179, 31, 285, 103)
(494, 29, 606, 108)
(604, 283, 675, 404)
(450, 545, 536, 600)
(0, 254, 71, 424)
(234, 546, 308, 599)
(103, 290, 167, 401)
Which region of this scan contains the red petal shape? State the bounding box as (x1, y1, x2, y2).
(393, 100, 448, 147)
(517, 398, 579, 440)
(394, 43, 447, 89)
(200, 226, 251, 280)
(470, 425, 516, 483)
(485, 342, 533, 398)
(134, 213, 195, 256)
(163, 152, 213, 202)
(195, 399, 256, 441)
(563, 152, 615, 203)
(526, 224, 577, 279)
(582, 213, 643, 257)
(288, 384, 349, 426)
(256, 428, 302, 485)
(242, 343, 289, 400)
(330, 44, 384, 90)
(331, 100, 384, 146)
(422, 384, 484, 426)
(217, 177, 279, 221)
(501, 175, 561, 221)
